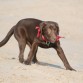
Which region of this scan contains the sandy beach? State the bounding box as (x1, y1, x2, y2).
(0, 0, 83, 83)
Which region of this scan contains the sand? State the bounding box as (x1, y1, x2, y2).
(0, 0, 83, 83)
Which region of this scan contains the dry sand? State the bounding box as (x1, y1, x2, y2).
(0, 0, 83, 83)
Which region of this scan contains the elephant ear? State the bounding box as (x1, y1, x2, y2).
(39, 22, 47, 35)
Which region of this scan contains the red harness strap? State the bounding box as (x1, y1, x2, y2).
(42, 35, 47, 41)
(35, 26, 47, 41)
(35, 26, 41, 38)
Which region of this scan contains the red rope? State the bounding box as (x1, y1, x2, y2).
(36, 26, 64, 42)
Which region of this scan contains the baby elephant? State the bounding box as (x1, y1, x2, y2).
(0, 18, 75, 71)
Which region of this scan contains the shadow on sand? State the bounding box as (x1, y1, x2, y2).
(36, 61, 64, 70)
